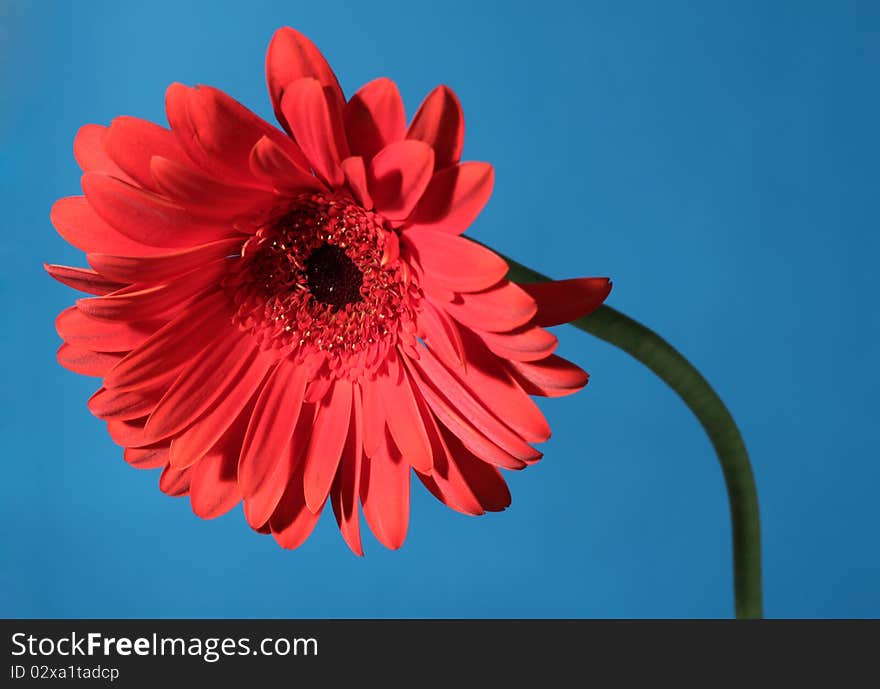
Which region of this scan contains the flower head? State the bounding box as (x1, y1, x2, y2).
(47, 27, 611, 553)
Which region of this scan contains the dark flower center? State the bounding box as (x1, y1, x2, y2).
(229, 192, 423, 373)
(305, 243, 364, 309)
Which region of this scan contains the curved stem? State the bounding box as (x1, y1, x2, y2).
(503, 256, 763, 619)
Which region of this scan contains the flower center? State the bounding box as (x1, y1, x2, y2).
(226, 193, 421, 377)
(304, 243, 364, 309)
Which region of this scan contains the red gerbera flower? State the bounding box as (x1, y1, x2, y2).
(46, 27, 611, 553)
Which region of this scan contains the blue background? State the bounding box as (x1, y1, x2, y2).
(1, 0, 877, 618)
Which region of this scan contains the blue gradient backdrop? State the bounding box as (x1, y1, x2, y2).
(1, 0, 878, 618)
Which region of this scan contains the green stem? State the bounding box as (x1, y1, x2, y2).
(503, 256, 763, 619)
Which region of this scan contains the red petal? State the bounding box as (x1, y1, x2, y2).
(105, 116, 187, 191)
(416, 300, 466, 370)
(107, 417, 151, 448)
(407, 85, 464, 169)
(253, 522, 272, 535)
(478, 324, 558, 362)
(169, 350, 272, 469)
(405, 355, 526, 470)
(75, 262, 226, 321)
(360, 376, 386, 458)
(159, 464, 191, 497)
(341, 156, 373, 209)
(144, 332, 254, 441)
(51, 197, 162, 256)
(368, 140, 434, 222)
(87, 238, 242, 284)
(281, 77, 348, 187)
(187, 395, 257, 519)
(124, 445, 169, 469)
(103, 292, 229, 391)
(189, 447, 242, 519)
(56, 307, 158, 352)
(414, 268, 454, 303)
(409, 346, 539, 464)
(45, 264, 126, 296)
(441, 281, 537, 333)
(381, 230, 400, 267)
(303, 379, 353, 513)
(57, 343, 121, 377)
(108, 371, 182, 439)
(378, 357, 432, 473)
(405, 162, 494, 235)
(166, 83, 308, 183)
(82, 173, 233, 249)
(507, 355, 589, 397)
(74, 124, 129, 180)
(519, 278, 612, 327)
(88, 386, 160, 421)
(438, 426, 511, 512)
(331, 384, 364, 555)
(266, 27, 343, 134)
(269, 458, 322, 550)
(248, 404, 314, 531)
(360, 430, 410, 550)
(449, 330, 551, 443)
(403, 229, 507, 292)
(304, 375, 333, 405)
(413, 391, 483, 515)
(248, 136, 325, 193)
(238, 363, 307, 499)
(150, 156, 278, 216)
(344, 78, 406, 162)
(419, 472, 485, 517)
(417, 472, 467, 514)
